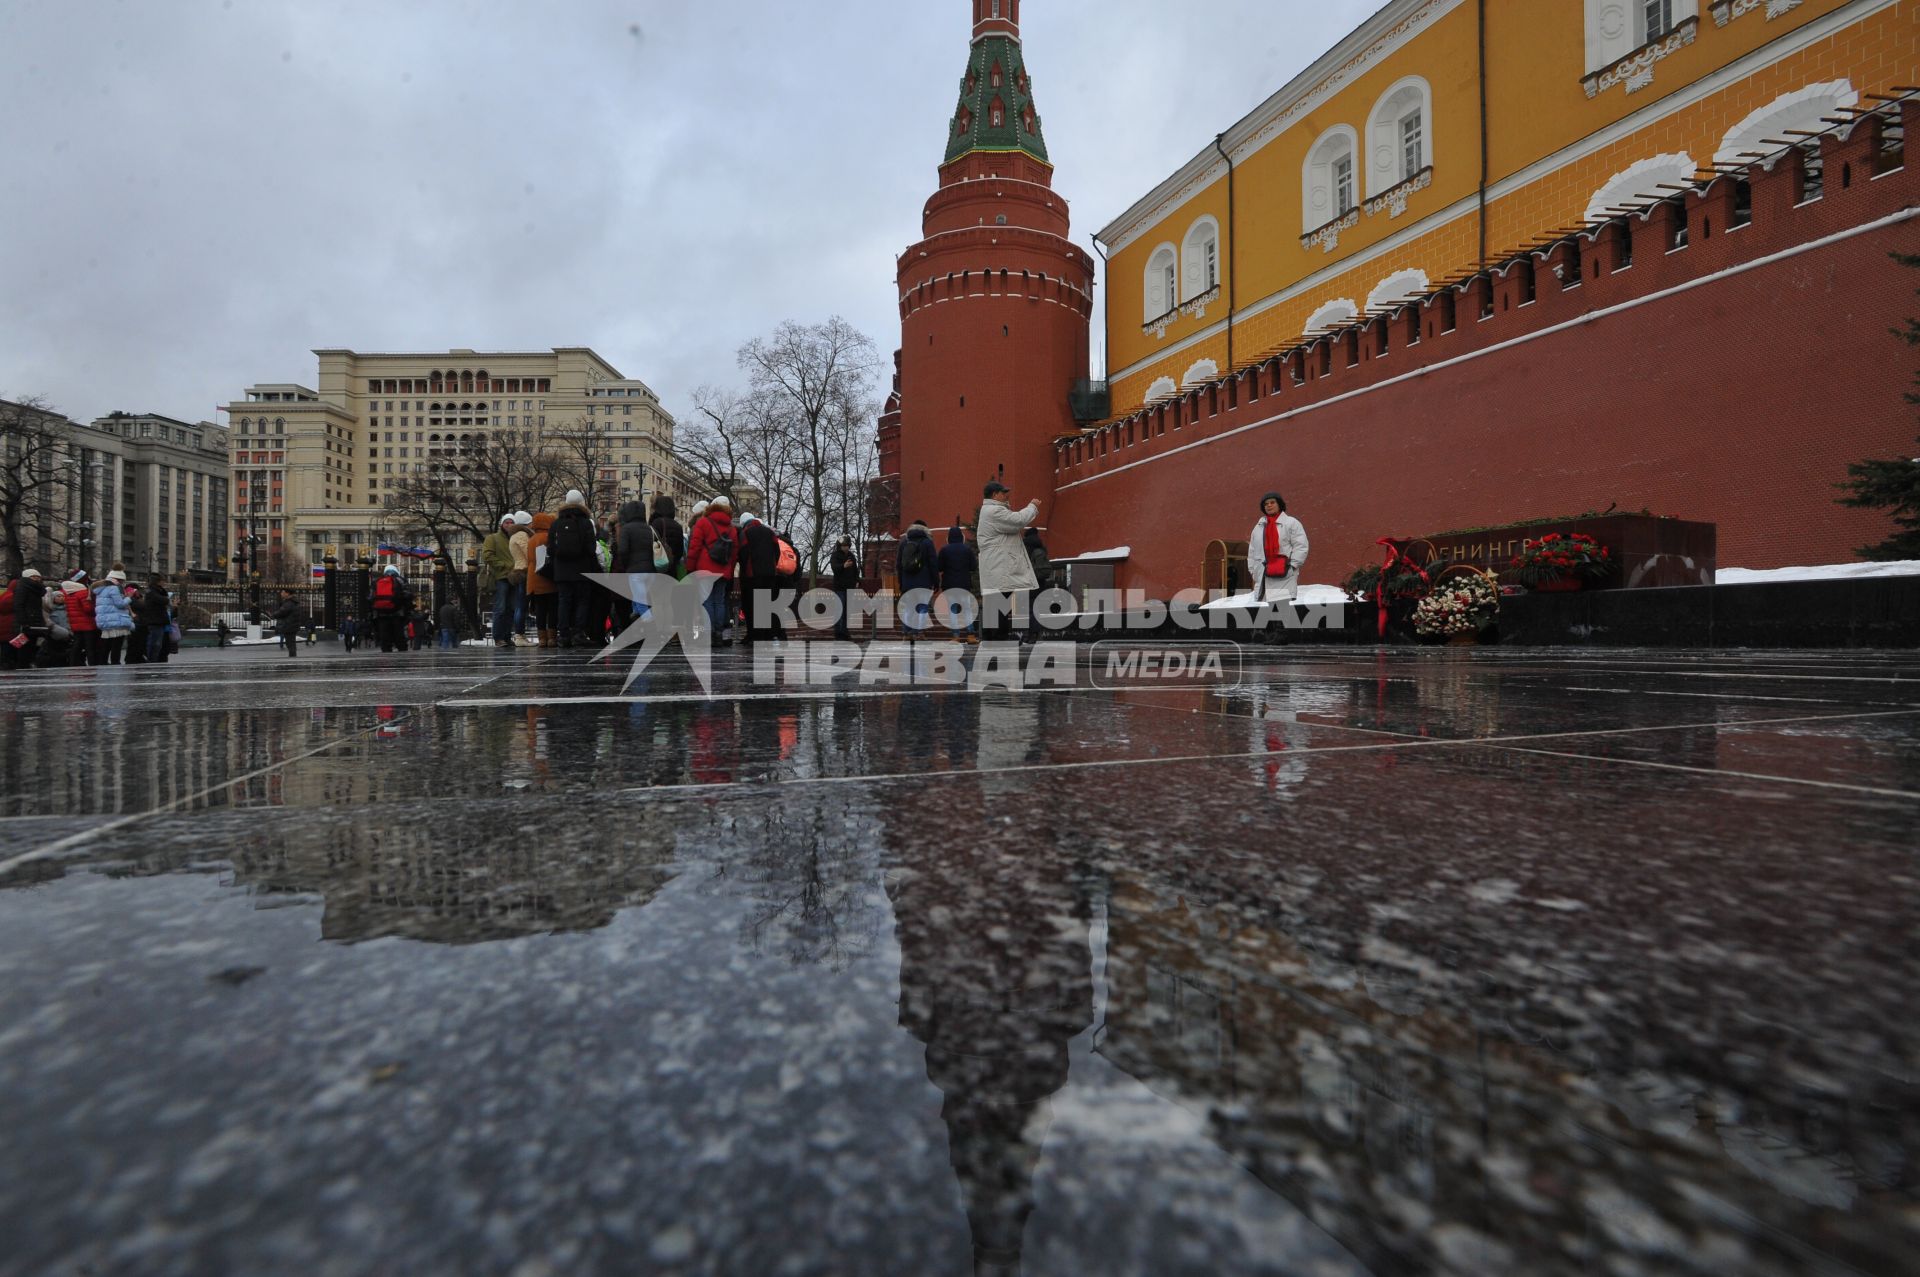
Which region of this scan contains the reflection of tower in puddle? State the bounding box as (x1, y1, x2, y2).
(888, 694, 1093, 1274)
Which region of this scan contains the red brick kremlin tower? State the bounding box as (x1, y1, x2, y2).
(876, 0, 1094, 537)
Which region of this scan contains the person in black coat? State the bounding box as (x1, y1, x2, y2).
(738, 514, 782, 644)
(548, 490, 601, 647)
(650, 495, 686, 579)
(937, 525, 979, 642)
(135, 577, 174, 663)
(613, 500, 657, 623)
(271, 590, 301, 658)
(896, 521, 940, 638)
(829, 537, 860, 640)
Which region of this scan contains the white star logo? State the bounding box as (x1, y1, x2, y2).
(586, 572, 723, 695)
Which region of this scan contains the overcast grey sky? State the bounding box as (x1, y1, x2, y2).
(0, 0, 1379, 426)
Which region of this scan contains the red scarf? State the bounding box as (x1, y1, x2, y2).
(1263, 517, 1285, 573)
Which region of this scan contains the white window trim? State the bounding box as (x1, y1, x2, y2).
(1143, 242, 1178, 322)
(1713, 80, 1857, 167)
(1366, 269, 1430, 313)
(1364, 76, 1433, 196)
(1583, 151, 1696, 222)
(1180, 358, 1219, 388)
(1303, 297, 1359, 336)
(1180, 216, 1221, 303)
(1584, 0, 1698, 75)
(1301, 125, 1361, 231)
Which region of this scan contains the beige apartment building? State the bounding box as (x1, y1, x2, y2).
(222, 348, 689, 580)
(2, 400, 229, 579)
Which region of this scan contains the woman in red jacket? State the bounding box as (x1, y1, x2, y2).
(61, 570, 100, 666)
(683, 496, 736, 645)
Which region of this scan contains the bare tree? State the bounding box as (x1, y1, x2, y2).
(738, 317, 881, 578)
(381, 435, 567, 626)
(676, 387, 804, 531)
(544, 415, 624, 514)
(0, 397, 75, 576)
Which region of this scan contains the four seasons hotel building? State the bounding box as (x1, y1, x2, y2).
(223, 348, 684, 579)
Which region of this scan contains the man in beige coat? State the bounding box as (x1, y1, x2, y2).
(977, 481, 1040, 642)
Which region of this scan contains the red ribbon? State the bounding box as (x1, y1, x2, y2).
(1374, 538, 1431, 639)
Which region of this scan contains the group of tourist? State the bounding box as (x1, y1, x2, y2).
(0, 565, 180, 670)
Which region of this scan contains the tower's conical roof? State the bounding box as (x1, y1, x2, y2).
(944, 34, 1049, 167)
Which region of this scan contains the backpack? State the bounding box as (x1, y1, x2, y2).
(901, 538, 929, 577)
(775, 539, 798, 576)
(551, 514, 591, 563)
(373, 575, 400, 612)
(708, 528, 736, 567)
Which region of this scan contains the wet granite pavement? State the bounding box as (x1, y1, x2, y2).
(1, 644, 1917, 1276)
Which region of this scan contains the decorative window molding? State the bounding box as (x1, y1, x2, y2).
(1583, 15, 1698, 98)
(1144, 376, 1179, 403)
(1180, 216, 1221, 303)
(1303, 297, 1359, 336)
(1301, 124, 1360, 234)
(1363, 166, 1433, 219)
(1143, 242, 1178, 326)
(1366, 269, 1430, 313)
(1713, 80, 1857, 166)
(1584, 152, 1695, 221)
(1365, 76, 1433, 196)
(1140, 284, 1220, 338)
(1301, 208, 1359, 254)
(1710, 0, 1803, 26)
(1180, 359, 1220, 388)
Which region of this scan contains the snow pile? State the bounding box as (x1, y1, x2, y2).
(1054, 546, 1132, 564)
(1203, 584, 1349, 610)
(1716, 560, 1920, 586)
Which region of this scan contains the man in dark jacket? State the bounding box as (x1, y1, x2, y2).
(4, 570, 46, 669)
(650, 496, 686, 579)
(549, 489, 600, 647)
(937, 525, 979, 643)
(738, 514, 782, 644)
(135, 576, 173, 663)
(271, 590, 302, 658)
(829, 538, 860, 640)
(896, 520, 939, 638)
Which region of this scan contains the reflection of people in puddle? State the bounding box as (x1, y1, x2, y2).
(888, 825, 1094, 1274)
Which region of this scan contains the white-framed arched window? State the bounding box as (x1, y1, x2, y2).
(1584, 0, 1698, 73)
(1302, 126, 1360, 230)
(1366, 77, 1432, 194)
(1366, 269, 1430, 313)
(1303, 297, 1359, 336)
(1584, 152, 1695, 221)
(1181, 216, 1220, 302)
(1181, 358, 1219, 387)
(1714, 81, 1857, 167)
(1143, 242, 1177, 321)
(1145, 376, 1179, 403)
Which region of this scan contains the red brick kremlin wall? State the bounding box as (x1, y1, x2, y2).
(1048, 107, 1920, 597)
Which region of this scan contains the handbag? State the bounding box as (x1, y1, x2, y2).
(1265, 555, 1291, 579)
(653, 540, 670, 570)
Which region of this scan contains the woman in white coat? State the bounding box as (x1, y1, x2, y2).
(1247, 492, 1309, 603)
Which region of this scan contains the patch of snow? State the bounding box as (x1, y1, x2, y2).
(1716, 560, 1920, 585)
(1054, 546, 1132, 564)
(1202, 584, 1349, 610)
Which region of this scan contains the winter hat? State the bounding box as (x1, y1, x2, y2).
(739, 513, 760, 528)
(984, 481, 1010, 499)
(564, 489, 586, 507)
(69, 569, 88, 583)
(710, 496, 732, 512)
(692, 500, 709, 518)
(513, 510, 532, 526)
(1259, 491, 1286, 514)
(20, 568, 42, 580)
(499, 513, 516, 527)
(384, 564, 402, 576)
(106, 569, 127, 583)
